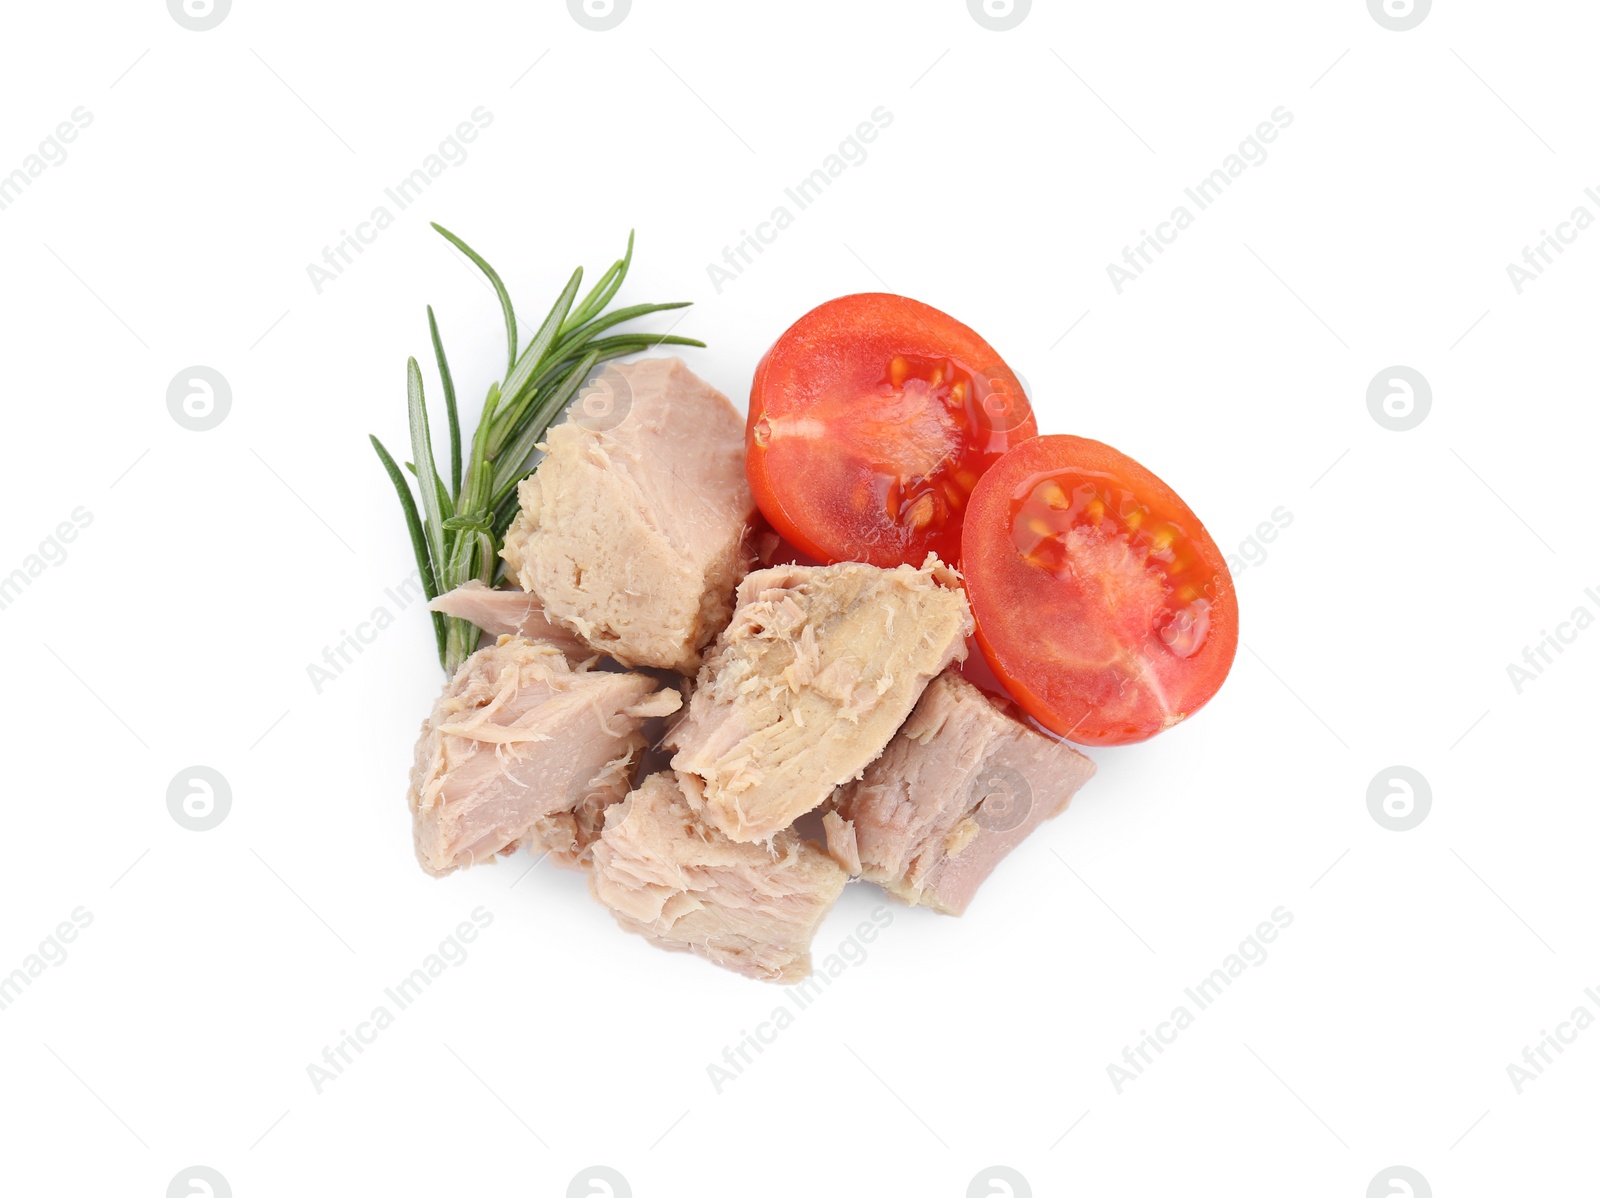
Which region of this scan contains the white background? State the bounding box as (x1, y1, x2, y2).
(0, 1, 1594, 1195)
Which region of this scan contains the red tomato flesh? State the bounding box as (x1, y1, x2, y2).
(747, 293, 1036, 568)
(962, 435, 1238, 745)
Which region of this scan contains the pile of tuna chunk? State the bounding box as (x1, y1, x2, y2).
(408, 357, 1095, 982)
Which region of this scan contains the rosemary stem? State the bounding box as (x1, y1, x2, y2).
(373, 228, 699, 676)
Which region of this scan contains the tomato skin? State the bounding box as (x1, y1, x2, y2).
(962, 435, 1238, 746)
(747, 293, 1036, 568)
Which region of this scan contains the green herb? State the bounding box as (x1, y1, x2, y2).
(371, 225, 704, 674)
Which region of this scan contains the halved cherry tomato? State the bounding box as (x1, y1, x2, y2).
(747, 293, 1036, 568)
(962, 435, 1237, 745)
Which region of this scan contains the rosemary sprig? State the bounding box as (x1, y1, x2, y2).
(372, 225, 704, 674)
